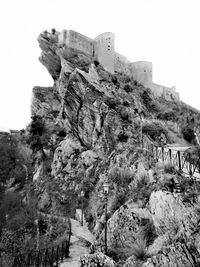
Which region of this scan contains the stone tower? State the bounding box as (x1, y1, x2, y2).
(94, 32, 115, 74)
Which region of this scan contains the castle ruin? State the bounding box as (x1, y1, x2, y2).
(58, 29, 179, 101)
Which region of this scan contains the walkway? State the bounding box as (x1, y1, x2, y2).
(155, 145, 200, 180)
(60, 210, 94, 267)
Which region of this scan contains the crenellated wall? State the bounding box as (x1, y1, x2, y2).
(58, 29, 180, 102)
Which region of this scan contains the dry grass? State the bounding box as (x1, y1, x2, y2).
(131, 237, 149, 261)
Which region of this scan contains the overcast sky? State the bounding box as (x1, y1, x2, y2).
(0, 0, 199, 130)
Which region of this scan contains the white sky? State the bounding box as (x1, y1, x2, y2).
(0, 0, 200, 130)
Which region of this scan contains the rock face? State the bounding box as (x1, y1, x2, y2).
(32, 30, 200, 266)
(149, 190, 199, 238)
(143, 243, 200, 267)
(31, 86, 61, 119)
(107, 203, 151, 251)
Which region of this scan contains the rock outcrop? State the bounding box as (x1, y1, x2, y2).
(31, 29, 200, 266)
(80, 252, 117, 267)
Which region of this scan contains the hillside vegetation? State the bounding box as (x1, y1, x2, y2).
(1, 29, 200, 267)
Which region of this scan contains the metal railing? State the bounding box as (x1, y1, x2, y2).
(143, 141, 200, 179)
(12, 217, 71, 267)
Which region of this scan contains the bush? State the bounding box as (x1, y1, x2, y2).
(142, 121, 168, 141)
(157, 111, 176, 121)
(164, 163, 176, 174)
(129, 173, 154, 205)
(131, 237, 149, 261)
(181, 125, 196, 143)
(108, 167, 133, 187)
(111, 190, 128, 213)
(141, 89, 159, 113)
(139, 218, 157, 246)
(124, 84, 133, 93)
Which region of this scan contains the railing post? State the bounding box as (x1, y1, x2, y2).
(169, 149, 172, 162)
(61, 243, 64, 262)
(188, 153, 193, 176)
(65, 240, 69, 258)
(13, 256, 18, 267)
(155, 146, 158, 161)
(56, 246, 59, 267)
(162, 147, 164, 162)
(44, 249, 48, 267)
(151, 144, 154, 154)
(177, 151, 181, 171)
(51, 247, 54, 267)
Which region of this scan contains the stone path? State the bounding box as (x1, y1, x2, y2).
(60, 211, 94, 267)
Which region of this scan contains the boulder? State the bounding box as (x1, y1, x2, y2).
(107, 202, 151, 252)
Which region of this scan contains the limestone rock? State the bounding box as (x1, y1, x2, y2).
(37, 31, 61, 80)
(80, 252, 117, 267)
(31, 86, 61, 118)
(107, 202, 151, 252)
(149, 190, 199, 238)
(51, 138, 83, 177)
(38, 190, 50, 210)
(123, 255, 143, 267)
(142, 242, 200, 267)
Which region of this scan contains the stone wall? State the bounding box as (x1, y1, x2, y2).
(130, 61, 153, 86)
(149, 83, 180, 101)
(58, 29, 180, 102)
(94, 32, 115, 73)
(114, 52, 132, 76)
(59, 30, 94, 56)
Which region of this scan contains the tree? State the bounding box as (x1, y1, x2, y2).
(28, 115, 50, 157)
(0, 134, 27, 186)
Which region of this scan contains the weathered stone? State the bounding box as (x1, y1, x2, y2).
(149, 190, 199, 238)
(142, 242, 200, 267)
(37, 32, 61, 80)
(51, 138, 83, 177)
(107, 202, 151, 251)
(80, 252, 117, 267)
(31, 86, 61, 118)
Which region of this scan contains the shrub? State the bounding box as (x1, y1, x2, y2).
(118, 133, 129, 142)
(164, 162, 176, 174)
(129, 173, 154, 205)
(139, 218, 157, 246)
(181, 125, 195, 143)
(142, 121, 168, 141)
(182, 183, 200, 204)
(131, 237, 149, 261)
(111, 190, 128, 213)
(112, 76, 119, 86)
(141, 89, 159, 113)
(157, 110, 176, 121)
(27, 115, 52, 157)
(108, 167, 133, 187)
(124, 84, 133, 93)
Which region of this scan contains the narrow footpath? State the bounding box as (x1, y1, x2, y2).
(60, 209, 94, 267)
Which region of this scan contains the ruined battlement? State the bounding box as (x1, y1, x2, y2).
(58, 29, 179, 102)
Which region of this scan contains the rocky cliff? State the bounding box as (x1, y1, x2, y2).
(30, 29, 200, 267)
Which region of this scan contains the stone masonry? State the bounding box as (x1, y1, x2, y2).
(58, 29, 180, 101)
